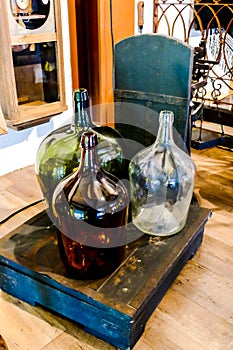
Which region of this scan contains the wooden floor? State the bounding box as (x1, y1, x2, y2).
(0, 145, 232, 350)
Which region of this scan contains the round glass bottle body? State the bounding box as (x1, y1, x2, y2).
(35, 88, 124, 209)
(129, 110, 195, 236)
(52, 131, 129, 279)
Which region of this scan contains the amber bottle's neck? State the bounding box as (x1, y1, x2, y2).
(79, 132, 100, 171)
(80, 146, 100, 171)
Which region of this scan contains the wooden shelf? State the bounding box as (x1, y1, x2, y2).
(0, 0, 67, 130)
(11, 32, 57, 45)
(13, 14, 46, 20)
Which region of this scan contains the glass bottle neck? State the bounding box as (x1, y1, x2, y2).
(79, 132, 100, 172)
(81, 146, 100, 172)
(155, 111, 174, 145)
(72, 102, 93, 128)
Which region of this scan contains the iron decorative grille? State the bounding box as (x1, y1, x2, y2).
(153, 0, 233, 110)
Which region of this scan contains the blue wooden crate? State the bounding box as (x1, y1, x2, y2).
(0, 205, 210, 349)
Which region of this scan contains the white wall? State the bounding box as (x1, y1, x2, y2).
(134, 0, 154, 35)
(134, 0, 196, 41)
(0, 1, 73, 176)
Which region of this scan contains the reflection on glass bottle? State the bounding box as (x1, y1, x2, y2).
(35, 88, 125, 209)
(129, 110, 195, 236)
(52, 131, 128, 279)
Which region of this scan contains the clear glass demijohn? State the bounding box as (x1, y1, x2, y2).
(129, 110, 196, 236)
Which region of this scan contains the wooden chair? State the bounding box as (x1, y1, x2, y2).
(113, 34, 194, 154)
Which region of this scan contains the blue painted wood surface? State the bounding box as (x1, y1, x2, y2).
(0, 206, 210, 349)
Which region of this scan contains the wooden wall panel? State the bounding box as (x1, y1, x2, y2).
(67, 0, 79, 90)
(70, 0, 134, 112)
(112, 0, 135, 44)
(97, 0, 135, 107)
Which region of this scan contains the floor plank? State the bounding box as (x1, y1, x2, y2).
(0, 291, 64, 350)
(0, 165, 43, 223)
(172, 262, 233, 324)
(0, 144, 233, 350)
(146, 288, 233, 350)
(191, 147, 233, 212)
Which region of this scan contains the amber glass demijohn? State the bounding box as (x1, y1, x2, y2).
(35, 88, 124, 210)
(52, 131, 128, 279)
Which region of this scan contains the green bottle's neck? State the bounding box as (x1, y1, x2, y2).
(72, 104, 92, 129)
(72, 101, 93, 128)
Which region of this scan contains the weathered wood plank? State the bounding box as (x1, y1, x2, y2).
(0, 291, 64, 350)
(0, 202, 45, 239)
(137, 288, 233, 350)
(191, 147, 233, 212)
(193, 235, 233, 279)
(0, 165, 43, 223)
(172, 262, 233, 325)
(0, 144, 232, 349)
(202, 211, 233, 246)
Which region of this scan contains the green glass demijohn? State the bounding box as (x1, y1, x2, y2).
(35, 88, 124, 209)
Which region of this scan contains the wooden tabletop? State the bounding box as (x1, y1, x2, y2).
(0, 146, 233, 350)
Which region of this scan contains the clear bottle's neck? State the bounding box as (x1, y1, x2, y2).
(155, 111, 175, 145)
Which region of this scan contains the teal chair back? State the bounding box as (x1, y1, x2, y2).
(114, 34, 194, 151)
